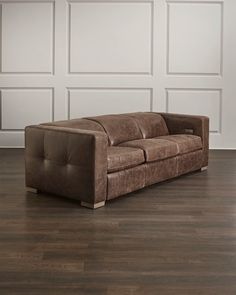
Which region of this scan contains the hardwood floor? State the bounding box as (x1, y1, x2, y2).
(0, 149, 236, 295)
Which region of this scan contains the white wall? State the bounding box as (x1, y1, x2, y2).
(0, 0, 235, 149)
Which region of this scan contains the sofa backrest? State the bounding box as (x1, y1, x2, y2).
(42, 113, 170, 146)
(86, 114, 142, 145)
(41, 118, 105, 132)
(126, 112, 169, 139)
(86, 112, 169, 145)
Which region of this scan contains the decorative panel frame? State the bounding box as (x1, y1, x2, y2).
(67, 87, 153, 119)
(67, 0, 154, 75)
(165, 88, 222, 133)
(166, 0, 224, 76)
(0, 87, 54, 131)
(0, 1, 55, 74)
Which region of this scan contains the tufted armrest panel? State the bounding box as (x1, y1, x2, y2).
(25, 125, 108, 204)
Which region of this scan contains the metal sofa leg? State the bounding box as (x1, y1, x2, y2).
(81, 201, 105, 209)
(201, 166, 208, 171)
(26, 187, 39, 194)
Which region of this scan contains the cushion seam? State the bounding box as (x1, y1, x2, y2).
(108, 159, 145, 173)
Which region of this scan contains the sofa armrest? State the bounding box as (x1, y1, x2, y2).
(159, 113, 209, 167)
(25, 125, 108, 204)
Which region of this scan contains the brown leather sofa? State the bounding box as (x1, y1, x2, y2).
(25, 112, 209, 209)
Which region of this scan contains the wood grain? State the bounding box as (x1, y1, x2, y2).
(0, 149, 236, 294)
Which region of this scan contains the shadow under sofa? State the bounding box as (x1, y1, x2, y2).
(25, 112, 209, 209)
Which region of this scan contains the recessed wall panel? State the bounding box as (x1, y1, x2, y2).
(68, 89, 151, 118)
(167, 89, 221, 133)
(168, 2, 222, 75)
(69, 2, 152, 74)
(1, 2, 53, 73)
(1, 89, 53, 130)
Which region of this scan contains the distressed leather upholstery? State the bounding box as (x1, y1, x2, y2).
(160, 113, 209, 167)
(107, 165, 146, 200)
(119, 138, 179, 162)
(119, 134, 202, 163)
(25, 125, 107, 204)
(125, 112, 169, 138)
(41, 118, 105, 132)
(157, 134, 202, 154)
(25, 112, 209, 208)
(107, 146, 145, 173)
(87, 114, 142, 145)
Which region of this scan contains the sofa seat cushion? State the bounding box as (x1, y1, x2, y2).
(157, 134, 202, 155)
(119, 138, 179, 162)
(107, 146, 145, 173)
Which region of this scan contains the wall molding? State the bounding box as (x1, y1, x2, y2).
(0, 1, 55, 75)
(0, 87, 54, 131)
(67, 87, 153, 119)
(166, 0, 224, 77)
(165, 88, 223, 134)
(67, 0, 154, 76)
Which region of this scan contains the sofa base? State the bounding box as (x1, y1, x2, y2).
(26, 187, 39, 194)
(26, 165, 208, 208)
(81, 201, 105, 209)
(201, 166, 208, 171)
(107, 165, 146, 200)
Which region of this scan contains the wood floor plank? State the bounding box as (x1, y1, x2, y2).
(0, 149, 236, 294)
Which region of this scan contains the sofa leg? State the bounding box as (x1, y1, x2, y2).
(81, 201, 105, 209)
(26, 187, 39, 194)
(201, 166, 208, 171)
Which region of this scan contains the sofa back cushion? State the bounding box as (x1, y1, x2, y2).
(43, 113, 169, 145)
(86, 114, 142, 146)
(127, 112, 169, 138)
(41, 118, 105, 132)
